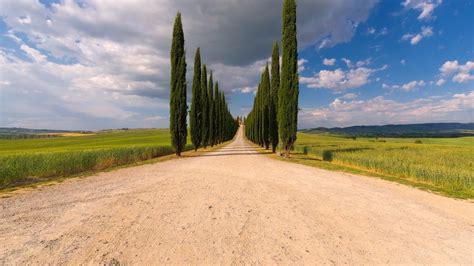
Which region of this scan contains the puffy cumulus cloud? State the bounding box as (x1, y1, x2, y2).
(0, 0, 377, 70)
(367, 27, 388, 36)
(19, 44, 47, 62)
(439, 60, 474, 83)
(382, 80, 425, 91)
(298, 91, 473, 128)
(401, 80, 425, 91)
(235, 87, 257, 94)
(355, 58, 372, 68)
(300, 68, 373, 91)
(322, 58, 336, 66)
(402, 26, 433, 45)
(341, 58, 353, 68)
(211, 57, 269, 95)
(402, 0, 443, 20)
(298, 59, 308, 72)
(342, 93, 358, 99)
(435, 78, 446, 86)
(0, 0, 378, 129)
(300, 59, 386, 91)
(297, 0, 378, 49)
(0, 49, 168, 130)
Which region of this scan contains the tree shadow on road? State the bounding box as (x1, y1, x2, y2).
(199, 151, 274, 157)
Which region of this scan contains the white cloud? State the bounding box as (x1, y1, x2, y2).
(453, 73, 474, 83)
(0, 49, 167, 129)
(0, 80, 11, 87)
(342, 93, 358, 99)
(298, 58, 308, 72)
(17, 16, 31, 25)
(233, 86, 257, 94)
(211, 57, 269, 96)
(402, 0, 443, 20)
(435, 78, 446, 86)
(19, 44, 47, 63)
(300, 66, 385, 91)
(0, 0, 379, 129)
(341, 58, 353, 68)
(367, 27, 388, 36)
(322, 58, 336, 66)
(356, 58, 372, 67)
(382, 80, 425, 91)
(298, 90, 473, 128)
(402, 26, 433, 45)
(440, 60, 460, 75)
(401, 59, 406, 65)
(144, 116, 164, 122)
(439, 60, 474, 83)
(401, 80, 425, 91)
(301, 58, 386, 91)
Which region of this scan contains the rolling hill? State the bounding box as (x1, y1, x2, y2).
(300, 123, 474, 137)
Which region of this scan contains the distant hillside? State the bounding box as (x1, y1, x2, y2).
(300, 123, 474, 137)
(0, 127, 74, 139)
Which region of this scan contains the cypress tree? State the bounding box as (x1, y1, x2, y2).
(220, 92, 226, 143)
(261, 65, 271, 149)
(279, 0, 299, 158)
(213, 81, 219, 146)
(208, 72, 214, 146)
(269, 42, 280, 153)
(169, 12, 187, 156)
(201, 65, 209, 148)
(190, 48, 202, 151)
(256, 82, 263, 146)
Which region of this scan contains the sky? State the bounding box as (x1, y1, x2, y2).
(0, 0, 472, 130)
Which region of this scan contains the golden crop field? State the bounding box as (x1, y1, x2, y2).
(294, 133, 474, 198)
(0, 129, 192, 189)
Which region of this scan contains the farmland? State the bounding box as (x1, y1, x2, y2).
(0, 129, 192, 188)
(293, 133, 474, 198)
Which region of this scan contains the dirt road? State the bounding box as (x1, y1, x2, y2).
(1, 127, 472, 264)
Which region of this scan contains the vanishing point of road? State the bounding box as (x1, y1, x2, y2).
(1, 127, 472, 264)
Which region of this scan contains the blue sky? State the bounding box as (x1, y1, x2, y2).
(0, 0, 472, 130)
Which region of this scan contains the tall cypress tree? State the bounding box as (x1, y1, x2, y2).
(208, 71, 214, 147)
(220, 92, 225, 143)
(190, 48, 201, 151)
(279, 0, 299, 158)
(170, 12, 187, 156)
(213, 81, 219, 146)
(261, 65, 271, 149)
(269, 42, 280, 153)
(201, 65, 209, 148)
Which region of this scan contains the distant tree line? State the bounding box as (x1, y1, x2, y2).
(0, 134, 61, 139)
(170, 13, 239, 156)
(245, 0, 299, 158)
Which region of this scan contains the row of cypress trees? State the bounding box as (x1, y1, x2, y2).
(170, 13, 238, 156)
(190, 48, 238, 151)
(245, 44, 279, 153)
(245, 0, 299, 158)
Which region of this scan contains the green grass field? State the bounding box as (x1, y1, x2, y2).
(0, 129, 192, 188)
(293, 133, 474, 198)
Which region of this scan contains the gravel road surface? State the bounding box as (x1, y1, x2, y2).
(1, 127, 472, 264)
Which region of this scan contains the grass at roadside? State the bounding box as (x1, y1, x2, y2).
(0, 139, 230, 195)
(0, 129, 206, 190)
(249, 134, 473, 199)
